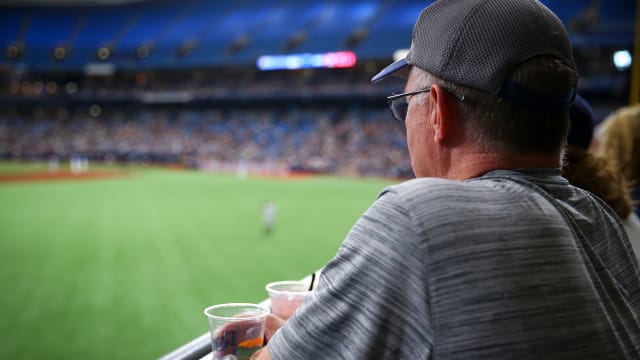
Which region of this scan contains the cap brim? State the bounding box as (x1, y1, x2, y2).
(371, 58, 409, 84)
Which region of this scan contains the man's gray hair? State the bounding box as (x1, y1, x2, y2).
(411, 55, 576, 157)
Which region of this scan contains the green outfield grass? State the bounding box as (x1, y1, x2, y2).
(0, 161, 395, 359)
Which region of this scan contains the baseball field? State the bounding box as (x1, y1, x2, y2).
(0, 161, 395, 359)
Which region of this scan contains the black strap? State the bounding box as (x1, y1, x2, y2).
(497, 79, 576, 114)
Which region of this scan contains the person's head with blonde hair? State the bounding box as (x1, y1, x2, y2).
(563, 96, 633, 219)
(596, 104, 640, 188)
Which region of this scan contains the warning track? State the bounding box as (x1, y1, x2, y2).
(0, 170, 125, 183)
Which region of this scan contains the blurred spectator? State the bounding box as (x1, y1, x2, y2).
(594, 104, 640, 218)
(563, 95, 640, 262)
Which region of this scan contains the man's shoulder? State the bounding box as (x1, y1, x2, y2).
(381, 177, 495, 200)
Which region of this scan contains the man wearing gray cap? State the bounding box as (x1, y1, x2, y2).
(252, 0, 640, 359)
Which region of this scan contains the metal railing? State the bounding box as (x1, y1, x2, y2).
(159, 271, 319, 360)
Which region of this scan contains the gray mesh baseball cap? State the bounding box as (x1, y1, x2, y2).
(372, 0, 577, 110)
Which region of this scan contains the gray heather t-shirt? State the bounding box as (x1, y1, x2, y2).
(268, 169, 640, 359)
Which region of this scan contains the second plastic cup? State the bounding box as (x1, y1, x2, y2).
(265, 281, 311, 320)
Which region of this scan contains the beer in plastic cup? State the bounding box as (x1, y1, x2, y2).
(204, 303, 269, 360)
(265, 281, 311, 320)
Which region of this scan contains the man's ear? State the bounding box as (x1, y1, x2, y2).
(429, 84, 455, 144)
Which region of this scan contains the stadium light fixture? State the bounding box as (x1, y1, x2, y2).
(137, 44, 153, 59)
(345, 27, 368, 48)
(46, 81, 58, 94)
(21, 81, 32, 96)
(89, 104, 101, 117)
(97, 46, 111, 60)
(33, 81, 44, 95)
(6, 43, 22, 59)
(53, 46, 67, 60)
(178, 41, 198, 57)
(613, 50, 632, 71)
(228, 36, 249, 54)
(65, 82, 78, 95)
(283, 32, 307, 51)
(9, 81, 20, 94)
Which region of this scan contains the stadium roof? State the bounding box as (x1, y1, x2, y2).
(1, 0, 147, 6)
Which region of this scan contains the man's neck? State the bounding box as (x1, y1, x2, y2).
(444, 151, 562, 181)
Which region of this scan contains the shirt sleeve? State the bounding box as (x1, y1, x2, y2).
(267, 187, 433, 360)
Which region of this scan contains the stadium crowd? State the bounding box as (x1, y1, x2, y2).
(0, 104, 412, 179)
(0, 66, 627, 181)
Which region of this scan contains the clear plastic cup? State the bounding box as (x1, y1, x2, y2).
(204, 303, 269, 360)
(265, 281, 311, 320)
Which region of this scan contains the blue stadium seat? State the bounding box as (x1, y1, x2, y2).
(542, 0, 635, 46)
(102, 1, 185, 69)
(187, 4, 277, 66)
(0, 9, 24, 47)
(22, 8, 82, 70)
(64, 6, 132, 69)
(146, 0, 233, 68)
(241, 2, 327, 60)
(0, 0, 634, 71)
(293, 1, 381, 54)
(541, 0, 590, 23)
(355, 1, 426, 59)
(585, 0, 636, 46)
